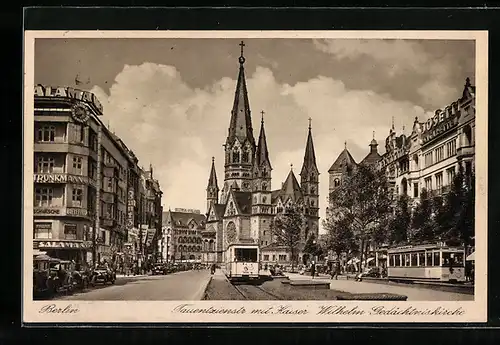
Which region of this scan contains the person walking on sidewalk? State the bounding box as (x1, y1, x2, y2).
(210, 263, 216, 275)
(310, 261, 316, 279)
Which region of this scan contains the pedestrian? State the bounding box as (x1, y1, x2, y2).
(210, 263, 216, 275)
(310, 261, 316, 279)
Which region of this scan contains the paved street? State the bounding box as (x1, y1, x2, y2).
(59, 269, 212, 301)
(285, 273, 473, 301)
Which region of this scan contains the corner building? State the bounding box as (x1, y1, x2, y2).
(204, 42, 320, 266)
(33, 85, 163, 265)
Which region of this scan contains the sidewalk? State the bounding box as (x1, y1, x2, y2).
(116, 274, 149, 278)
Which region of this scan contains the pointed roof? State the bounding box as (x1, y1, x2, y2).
(361, 133, 382, 166)
(328, 148, 357, 173)
(227, 42, 255, 146)
(279, 169, 303, 202)
(254, 114, 272, 169)
(300, 119, 319, 176)
(207, 157, 219, 191)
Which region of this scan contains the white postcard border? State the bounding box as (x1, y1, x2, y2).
(23, 30, 488, 324)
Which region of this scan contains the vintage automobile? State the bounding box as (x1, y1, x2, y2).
(50, 260, 76, 294)
(90, 265, 116, 286)
(152, 264, 167, 275)
(33, 254, 60, 297)
(71, 266, 90, 290)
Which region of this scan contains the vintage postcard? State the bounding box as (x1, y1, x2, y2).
(23, 30, 487, 324)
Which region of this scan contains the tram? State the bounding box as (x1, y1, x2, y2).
(387, 243, 466, 283)
(223, 243, 260, 282)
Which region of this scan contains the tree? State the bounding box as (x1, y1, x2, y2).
(270, 200, 306, 271)
(328, 164, 392, 272)
(303, 233, 322, 263)
(444, 166, 475, 247)
(323, 212, 356, 265)
(388, 194, 412, 245)
(410, 188, 435, 242)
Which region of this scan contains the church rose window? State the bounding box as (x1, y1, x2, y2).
(226, 222, 237, 244)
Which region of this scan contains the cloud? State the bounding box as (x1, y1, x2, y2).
(91, 62, 438, 233)
(312, 39, 473, 109)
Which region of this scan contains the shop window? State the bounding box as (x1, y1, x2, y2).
(34, 222, 52, 239)
(72, 186, 83, 207)
(37, 125, 55, 142)
(64, 224, 77, 240)
(36, 156, 55, 173)
(35, 187, 53, 207)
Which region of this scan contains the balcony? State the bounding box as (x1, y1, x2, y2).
(457, 146, 474, 159)
(101, 191, 115, 204)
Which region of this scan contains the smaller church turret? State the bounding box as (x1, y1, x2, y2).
(251, 111, 274, 246)
(206, 157, 219, 214)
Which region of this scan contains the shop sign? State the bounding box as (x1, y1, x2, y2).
(174, 208, 201, 214)
(34, 85, 103, 115)
(34, 222, 52, 230)
(66, 207, 88, 217)
(37, 240, 89, 249)
(34, 207, 61, 215)
(33, 173, 90, 185)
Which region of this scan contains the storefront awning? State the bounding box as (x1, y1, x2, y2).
(466, 252, 475, 261)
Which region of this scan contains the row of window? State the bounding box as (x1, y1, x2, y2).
(389, 251, 464, 267)
(34, 186, 85, 207)
(262, 254, 288, 261)
(177, 236, 202, 244)
(424, 139, 457, 168)
(176, 245, 202, 252)
(36, 155, 84, 174)
(423, 167, 456, 192)
(34, 223, 77, 240)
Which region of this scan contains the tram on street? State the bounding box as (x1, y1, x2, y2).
(387, 243, 466, 283)
(223, 243, 260, 282)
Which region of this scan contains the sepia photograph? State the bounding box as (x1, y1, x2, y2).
(23, 30, 487, 323)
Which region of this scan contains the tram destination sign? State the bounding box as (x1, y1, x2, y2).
(34, 85, 103, 116)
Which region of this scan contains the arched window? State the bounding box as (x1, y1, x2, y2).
(232, 149, 240, 163)
(242, 149, 249, 163)
(262, 182, 267, 191)
(334, 179, 340, 187)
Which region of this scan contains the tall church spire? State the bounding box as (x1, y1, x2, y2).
(206, 157, 219, 213)
(300, 118, 319, 176)
(227, 40, 255, 146)
(254, 110, 272, 169)
(207, 156, 218, 190)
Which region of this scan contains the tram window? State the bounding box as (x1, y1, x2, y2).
(418, 252, 425, 266)
(433, 252, 440, 266)
(395, 255, 401, 266)
(405, 254, 411, 266)
(235, 248, 258, 262)
(389, 254, 394, 266)
(442, 252, 464, 267)
(411, 253, 418, 266)
(426, 252, 432, 266)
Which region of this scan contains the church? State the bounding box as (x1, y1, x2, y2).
(202, 42, 320, 266)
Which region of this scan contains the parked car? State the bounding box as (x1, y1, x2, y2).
(33, 254, 60, 297)
(152, 264, 167, 275)
(355, 267, 381, 281)
(90, 265, 116, 286)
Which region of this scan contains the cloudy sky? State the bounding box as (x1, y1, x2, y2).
(35, 38, 475, 232)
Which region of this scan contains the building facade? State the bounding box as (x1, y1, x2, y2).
(161, 209, 206, 262)
(204, 42, 320, 266)
(33, 85, 163, 267)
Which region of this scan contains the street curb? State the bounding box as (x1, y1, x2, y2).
(200, 276, 213, 300)
(202, 276, 213, 300)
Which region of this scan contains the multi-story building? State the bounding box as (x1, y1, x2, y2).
(33, 84, 163, 266)
(377, 77, 475, 202)
(162, 209, 205, 262)
(33, 85, 104, 263)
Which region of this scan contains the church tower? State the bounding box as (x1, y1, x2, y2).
(206, 157, 219, 214)
(221, 41, 256, 203)
(300, 118, 320, 241)
(251, 112, 274, 246)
